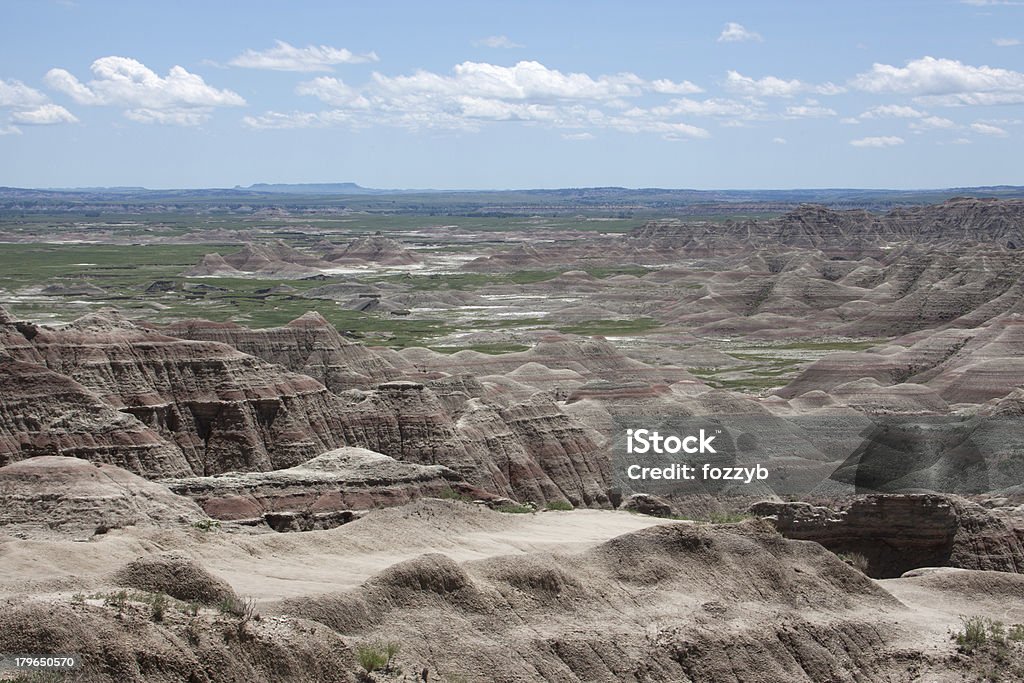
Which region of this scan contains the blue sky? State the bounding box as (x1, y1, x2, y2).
(1, 0, 1023, 189)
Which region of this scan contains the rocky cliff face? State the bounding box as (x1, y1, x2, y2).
(750, 494, 1024, 577)
(0, 310, 352, 476)
(0, 356, 190, 477)
(1, 309, 619, 509)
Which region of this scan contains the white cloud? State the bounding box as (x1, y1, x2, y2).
(860, 104, 925, 118)
(840, 117, 860, 124)
(785, 105, 837, 118)
(562, 132, 594, 140)
(851, 56, 1024, 105)
(910, 115, 956, 130)
(725, 70, 843, 97)
(229, 40, 378, 71)
(242, 110, 354, 130)
(951, 137, 972, 144)
(649, 79, 704, 95)
(45, 56, 245, 125)
(295, 77, 371, 108)
(993, 38, 1021, 46)
(643, 97, 756, 118)
(0, 79, 49, 108)
(850, 135, 905, 148)
(472, 35, 524, 49)
(717, 22, 762, 43)
(258, 59, 712, 139)
(10, 103, 78, 125)
(0, 78, 77, 129)
(772, 137, 787, 144)
(371, 60, 699, 101)
(971, 121, 1009, 135)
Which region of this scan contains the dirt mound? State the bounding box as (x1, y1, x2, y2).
(274, 519, 907, 682)
(0, 600, 357, 683)
(0, 456, 203, 537)
(113, 552, 236, 604)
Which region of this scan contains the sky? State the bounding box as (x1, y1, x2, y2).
(1, 0, 1023, 190)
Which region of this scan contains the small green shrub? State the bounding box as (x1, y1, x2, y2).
(219, 595, 257, 621)
(150, 593, 168, 622)
(544, 500, 574, 511)
(838, 552, 871, 574)
(954, 616, 1010, 654)
(356, 641, 400, 675)
(438, 487, 473, 503)
(104, 589, 128, 617)
(192, 519, 221, 531)
(356, 645, 388, 673)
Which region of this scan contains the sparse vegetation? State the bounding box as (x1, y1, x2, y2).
(104, 589, 129, 618)
(838, 552, 871, 574)
(192, 518, 221, 531)
(707, 512, 752, 524)
(952, 616, 1024, 655)
(150, 592, 168, 622)
(219, 595, 257, 621)
(544, 500, 574, 511)
(495, 503, 536, 514)
(437, 487, 474, 503)
(356, 641, 400, 677)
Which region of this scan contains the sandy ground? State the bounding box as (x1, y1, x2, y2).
(3, 502, 1024, 681)
(0, 504, 667, 601)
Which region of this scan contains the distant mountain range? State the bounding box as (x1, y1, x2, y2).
(3, 183, 1024, 216)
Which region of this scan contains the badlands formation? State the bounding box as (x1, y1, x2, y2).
(2, 198, 1024, 681)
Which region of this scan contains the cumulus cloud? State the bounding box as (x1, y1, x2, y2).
(45, 56, 245, 125)
(860, 104, 925, 118)
(10, 103, 78, 125)
(772, 137, 787, 144)
(717, 22, 762, 43)
(725, 70, 843, 97)
(369, 60, 700, 101)
(0, 78, 77, 131)
(971, 121, 1009, 135)
(229, 40, 378, 71)
(642, 97, 756, 118)
(851, 56, 1024, 105)
(254, 60, 712, 139)
(0, 79, 49, 108)
(472, 35, 524, 49)
(850, 135, 905, 147)
(295, 77, 371, 108)
(910, 115, 956, 130)
(993, 38, 1021, 47)
(562, 131, 594, 140)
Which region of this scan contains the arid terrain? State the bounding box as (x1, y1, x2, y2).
(2, 192, 1024, 681)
